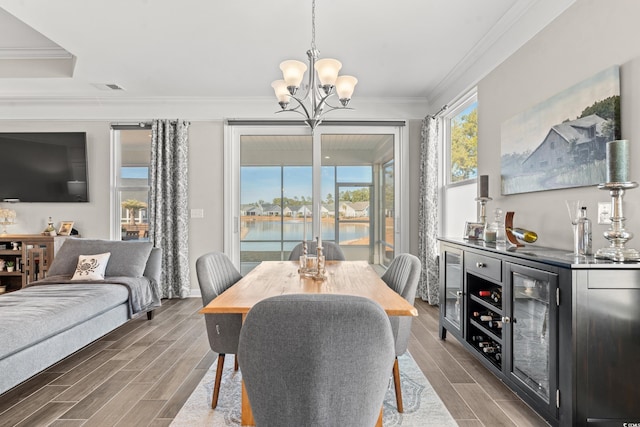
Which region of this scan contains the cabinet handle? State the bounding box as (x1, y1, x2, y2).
(476, 262, 485, 268)
(501, 316, 511, 323)
(456, 291, 463, 296)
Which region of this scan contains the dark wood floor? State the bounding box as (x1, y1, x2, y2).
(0, 298, 549, 426)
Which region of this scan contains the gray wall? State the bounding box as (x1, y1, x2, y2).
(0, 119, 422, 291)
(478, 0, 640, 251)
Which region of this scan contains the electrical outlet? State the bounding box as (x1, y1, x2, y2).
(597, 202, 612, 225)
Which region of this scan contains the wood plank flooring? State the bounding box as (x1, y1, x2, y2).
(0, 298, 549, 426)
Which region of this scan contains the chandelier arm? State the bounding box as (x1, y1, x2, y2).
(288, 94, 314, 120)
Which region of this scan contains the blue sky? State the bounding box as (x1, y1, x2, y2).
(241, 166, 372, 204)
(122, 167, 149, 179)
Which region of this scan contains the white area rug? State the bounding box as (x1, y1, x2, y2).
(171, 352, 458, 426)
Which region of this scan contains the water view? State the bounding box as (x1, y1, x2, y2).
(241, 218, 369, 248)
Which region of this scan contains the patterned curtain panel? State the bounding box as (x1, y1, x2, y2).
(417, 115, 440, 304)
(149, 119, 191, 298)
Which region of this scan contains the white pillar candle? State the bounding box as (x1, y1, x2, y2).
(606, 140, 630, 183)
(479, 175, 489, 198)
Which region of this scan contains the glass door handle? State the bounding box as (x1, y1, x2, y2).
(501, 316, 512, 323)
(456, 291, 463, 296)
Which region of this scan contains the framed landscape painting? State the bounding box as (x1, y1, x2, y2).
(501, 65, 621, 195)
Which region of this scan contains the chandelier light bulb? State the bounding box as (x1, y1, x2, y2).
(280, 60, 308, 93)
(271, 80, 291, 109)
(335, 75, 358, 106)
(314, 58, 342, 93)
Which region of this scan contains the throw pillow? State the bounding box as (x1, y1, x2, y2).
(71, 252, 111, 281)
(48, 239, 153, 277)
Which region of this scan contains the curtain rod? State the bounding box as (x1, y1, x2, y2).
(432, 104, 448, 118)
(111, 120, 190, 130)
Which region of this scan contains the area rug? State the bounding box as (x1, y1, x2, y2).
(171, 352, 458, 426)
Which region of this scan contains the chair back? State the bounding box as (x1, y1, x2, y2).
(195, 252, 243, 355)
(238, 294, 395, 427)
(381, 253, 421, 356)
(288, 241, 346, 261)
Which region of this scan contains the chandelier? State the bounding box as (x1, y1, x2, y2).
(271, 0, 357, 131)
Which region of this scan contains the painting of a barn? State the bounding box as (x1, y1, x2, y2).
(501, 65, 620, 195)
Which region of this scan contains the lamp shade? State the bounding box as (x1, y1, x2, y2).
(314, 58, 342, 86)
(271, 80, 291, 103)
(335, 75, 358, 101)
(280, 60, 307, 87)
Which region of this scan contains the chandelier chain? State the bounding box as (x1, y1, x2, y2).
(311, 0, 316, 51)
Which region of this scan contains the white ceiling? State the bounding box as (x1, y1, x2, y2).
(0, 0, 574, 108)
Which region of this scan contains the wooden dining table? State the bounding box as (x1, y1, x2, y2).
(200, 260, 418, 426)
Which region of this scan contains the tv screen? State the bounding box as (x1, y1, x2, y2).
(0, 132, 89, 202)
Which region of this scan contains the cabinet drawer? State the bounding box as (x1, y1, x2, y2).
(466, 252, 501, 282)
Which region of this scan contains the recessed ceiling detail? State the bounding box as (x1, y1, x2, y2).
(0, 8, 75, 78)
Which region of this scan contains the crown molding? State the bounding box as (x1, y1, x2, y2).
(0, 96, 429, 121)
(0, 47, 74, 59)
(427, 0, 576, 106)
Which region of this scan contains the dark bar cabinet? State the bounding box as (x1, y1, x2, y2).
(439, 237, 640, 427)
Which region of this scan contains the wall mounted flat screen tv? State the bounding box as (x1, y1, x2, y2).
(0, 132, 89, 202)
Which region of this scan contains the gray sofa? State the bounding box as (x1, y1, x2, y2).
(0, 239, 162, 395)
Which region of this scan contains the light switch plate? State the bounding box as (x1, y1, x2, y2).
(191, 208, 204, 218)
(597, 202, 612, 225)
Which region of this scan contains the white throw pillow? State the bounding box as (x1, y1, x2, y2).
(71, 252, 111, 281)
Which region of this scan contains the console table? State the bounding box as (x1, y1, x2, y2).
(439, 237, 640, 427)
(0, 234, 72, 293)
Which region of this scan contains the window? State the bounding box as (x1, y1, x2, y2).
(226, 123, 407, 274)
(441, 90, 478, 238)
(447, 96, 478, 184)
(111, 126, 152, 241)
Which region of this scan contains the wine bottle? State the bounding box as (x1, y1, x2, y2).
(483, 346, 498, 353)
(479, 314, 500, 322)
(478, 290, 491, 297)
(488, 320, 503, 329)
(495, 352, 502, 362)
(471, 335, 485, 342)
(491, 289, 502, 304)
(508, 227, 538, 243)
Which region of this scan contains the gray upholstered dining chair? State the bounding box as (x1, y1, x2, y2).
(288, 240, 346, 261)
(381, 253, 421, 413)
(238, 294, 395, 427)
(195, 251, 243, 409)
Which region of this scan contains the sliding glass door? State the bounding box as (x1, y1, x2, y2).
(226, 123, 407, 274)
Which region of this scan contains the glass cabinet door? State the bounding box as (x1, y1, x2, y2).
(440, 246, 464, 338)
(506, 263, 558, 414)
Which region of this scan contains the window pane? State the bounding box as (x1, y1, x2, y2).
(337, 166, 372, 183)
(450, 101, 478, 183)
(116, 128, 151, 241)
(120, 189, 149, 241)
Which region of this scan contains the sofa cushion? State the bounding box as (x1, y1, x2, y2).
(0, 283, 129, 360)
(71, 252, 111, 281)
(49, 239, 153, 278)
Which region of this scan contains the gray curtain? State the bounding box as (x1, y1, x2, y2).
(149, 119, 191, 298)
(417, 115, 440, 304)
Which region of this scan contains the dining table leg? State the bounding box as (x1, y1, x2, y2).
(376, 408, 383, 427)
(240, 312, 256, 426)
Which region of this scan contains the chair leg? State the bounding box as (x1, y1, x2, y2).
(393, 356, 404, 413)
(212, 353, 226, 409)
(234, 355, 239, 371)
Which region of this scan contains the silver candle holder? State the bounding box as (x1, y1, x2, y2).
(475, 196, 492, 225)
(297, 237, 326, 280)
(595, 181, 640, 262)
